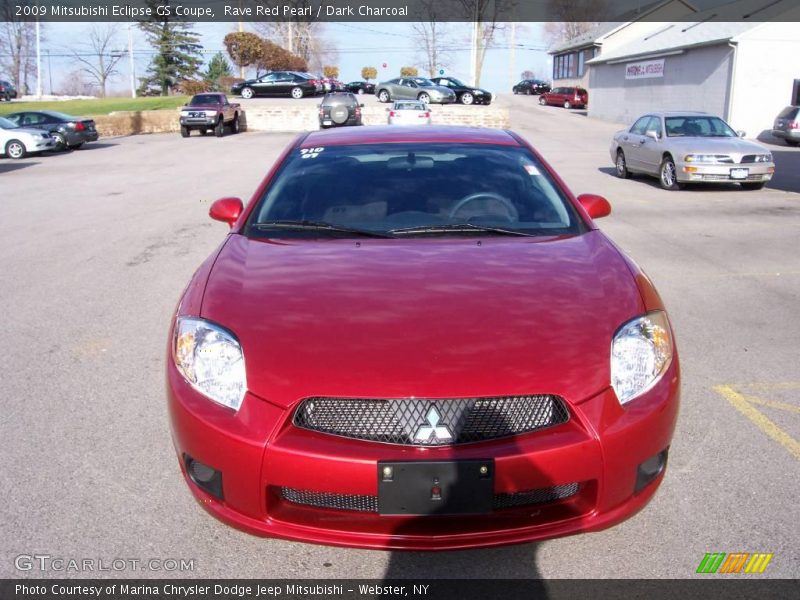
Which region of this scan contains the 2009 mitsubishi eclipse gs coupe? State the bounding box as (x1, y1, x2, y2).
(167, 126, 680, 550)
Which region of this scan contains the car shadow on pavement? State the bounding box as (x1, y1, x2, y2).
(596, 166, 792, 193)
(0, 160, 38, 173)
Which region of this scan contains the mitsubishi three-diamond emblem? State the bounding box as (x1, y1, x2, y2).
(413, 406, 453, 443)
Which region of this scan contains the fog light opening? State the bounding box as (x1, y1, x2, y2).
(635, 447, 669, 493)
(184, 455, 224, 500)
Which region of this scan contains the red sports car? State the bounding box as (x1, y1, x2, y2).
(167, 126, 679, 550)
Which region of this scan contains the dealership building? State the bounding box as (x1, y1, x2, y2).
(586, 18, 800, 137)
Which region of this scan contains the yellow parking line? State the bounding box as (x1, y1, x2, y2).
(714, 385, 800, 462)
(737, 382, 800, 390)
(713, 271, 800, 278)
(742, 395, 800, 414)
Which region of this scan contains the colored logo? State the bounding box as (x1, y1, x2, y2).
(696, 552, 773, 574)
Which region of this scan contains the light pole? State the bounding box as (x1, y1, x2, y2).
(35, 19, 42, 97)
(128, 22, 136, 98)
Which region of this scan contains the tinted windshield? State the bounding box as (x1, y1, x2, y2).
(189, 94, 220, 105)
(448, 78, 466, 87)
(247, 143, 585, 237)
(665, 116, 736, 137)
(0, 117, 18, 129)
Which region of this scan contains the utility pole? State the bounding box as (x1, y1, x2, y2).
(238, 0, 245, 78)
(509, 22, 516, 92)
(128, 22, 136, 97)
(35, 19, 42, 97)
(46, 49, 53, 94)
(287, 22, 293, 54)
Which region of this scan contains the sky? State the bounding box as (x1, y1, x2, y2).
(36, 20, 552, 95)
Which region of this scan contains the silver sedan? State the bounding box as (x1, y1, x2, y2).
(375, 77, 456, 105)
(610, 112, 775, 190)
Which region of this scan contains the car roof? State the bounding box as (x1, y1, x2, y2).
(301, 126, 521, 147)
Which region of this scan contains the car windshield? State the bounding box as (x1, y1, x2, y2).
(447, 78, 466, 87)
(189, 94, 220, 105)
(43, 111, 77, 121)
(394, 102, 426, 111)
(665, 116, 737, 137)
(247, 143, 585, 238)
(412, 78, 434, 87)
(0, 116, 19, 129)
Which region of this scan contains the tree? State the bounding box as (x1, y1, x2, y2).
(204, 52, 233, 91)
(257, 40, 307, 73)
(400, 67, 419, 77)
(322, 66, 339, 79)
(58, 69, 96, 96)
(361, 67, 377, 81)
(544, 0, 607, 46)
(459, 0, 510, 87)
(138, 1, 203, 96)
(521, 70, 536, 80)
(411, 0, 452, 78)
(69, 24, 123, 98)
(223, 31, 264, 79)
(0, 4, 40, 94)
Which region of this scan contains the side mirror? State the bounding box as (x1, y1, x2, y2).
(646, 130, 659, 141)
(737, 130, 746, 138)
(577, 193, 611, 220)
(359, 103, 364, 108)
(209, 197, 243, 228)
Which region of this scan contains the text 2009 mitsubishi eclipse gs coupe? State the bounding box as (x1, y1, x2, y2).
(167, 126, 680, 550)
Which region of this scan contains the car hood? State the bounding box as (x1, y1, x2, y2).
(3, 126, 48, 138)
(424, 85, 455, 96)
(663, 136, 769, 155)
(199, 231, 644, 408)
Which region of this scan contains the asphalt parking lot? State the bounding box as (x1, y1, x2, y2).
(1, 94, 798, 579)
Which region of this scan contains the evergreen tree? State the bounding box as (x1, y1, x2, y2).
(204, 52, 232, 91)
(138, 1, 203, 96)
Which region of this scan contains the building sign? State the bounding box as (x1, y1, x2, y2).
(625, 59, 665, 79)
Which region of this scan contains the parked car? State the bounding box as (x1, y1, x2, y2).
(375, 77, 456, 105)
(512, 79, 550, 95)
(320, 79, 344, 93)
(0, 116, 55, 159)
(345, 81, 375, 95)
(771, 105, 799, 146)
(0, 79, 17, 101)
(429, 76, 492, 105)
(179, 93, 243, 138)
(610, 111, 775, 190)
(386, 100, 431, 125)
(167, 125, 679, 550)
(231, 71, 319, 99)
(318, 92, 363, 129)
(539, 87, 588, 109)
(4, 110, 98, 150)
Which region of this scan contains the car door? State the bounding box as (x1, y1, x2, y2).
(253, 73, 278, 95)
(620, 116, 652, 171)
(636, 116, 665, 174)
(398, 79, 417, 99)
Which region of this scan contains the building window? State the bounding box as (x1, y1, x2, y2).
(554, 47, 597, 80)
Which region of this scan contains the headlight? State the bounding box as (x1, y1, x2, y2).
(474, 90, 484, 95)
(684, 154, 730, 164)
(611, 311, 673, 405)
(753, 153, 772, 163)
(173, 317, 246, 411)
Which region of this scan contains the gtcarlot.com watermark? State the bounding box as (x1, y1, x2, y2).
(14, 554, 195, 573)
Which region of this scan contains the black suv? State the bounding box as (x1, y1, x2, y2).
(318, 92, 363, 129)
(512, 79, 550, 95)
(0, 80, 17, 101)
(231, 72, 320, 99)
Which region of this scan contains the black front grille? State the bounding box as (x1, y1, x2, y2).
(293, 395, 569, 446)
(740, 155, 756, 163)
(280, 483, 580, 513)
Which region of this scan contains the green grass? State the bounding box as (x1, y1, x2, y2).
(0, 96, 190, 116)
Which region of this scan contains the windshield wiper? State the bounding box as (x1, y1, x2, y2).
(251, 220, 396, 238)
(389, 223, 539, 237)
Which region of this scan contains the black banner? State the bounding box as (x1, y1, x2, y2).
(1, 580, 798, 600)
(2, 0, 800, 23)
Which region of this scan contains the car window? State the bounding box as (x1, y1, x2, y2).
(394, 102, 426, 111)
(665, 116, 736, 137)
(190, 94, 220, 105)
(646, 116, 663, 137)
(248, 143, 585, 237)
(777, 106, 798, 119)
(630, 116, 651, 135)
(0, 116, 19, 129)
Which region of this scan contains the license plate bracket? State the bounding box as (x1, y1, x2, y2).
(378, 460, 494, 515)
(730, 168, 749, 180)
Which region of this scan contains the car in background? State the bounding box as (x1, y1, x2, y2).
(375, 77, 456, 105)
(4, 110, 98, 150)
(0, 116, 55, 159)
(386, 100, 431, 125)
(319, 92, 363, 129)
(771, 105, 799, 146)
(231, 72, 319, 99)
(610, 111, 774, 190)
(513, 79, 550, 95)
(429, 76, 492, 105)
(320, 79, 344, 93)
(0, 79, 17, 101)
(345, 81, 375, 95)
(167, 125, 679, 549)
(179, 93, 243, 138)
(539, 87, 588, 109)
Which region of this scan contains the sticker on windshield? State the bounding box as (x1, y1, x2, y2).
(300, 147, 325, 159)
(524, 164, 541, 176)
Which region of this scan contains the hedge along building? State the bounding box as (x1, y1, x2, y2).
(585, 0, 800, 137)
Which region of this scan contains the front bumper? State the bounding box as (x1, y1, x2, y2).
(25, 137, 55, 152)
(678, 162, 774, 183)
(167, 358, 679, 550)
(180, 116, 218, 127)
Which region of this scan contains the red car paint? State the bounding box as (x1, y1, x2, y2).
(167, 126, 679, 550)
(540, 86, 589, 109)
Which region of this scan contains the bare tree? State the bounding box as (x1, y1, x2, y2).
(0, 4, 40, 94)
(411, 0, 452, 78)
(458, 0, 508, 87)
(68, 24, 123, 98)
(544, 0, 608, 46)
(58, 69, 96, 96)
